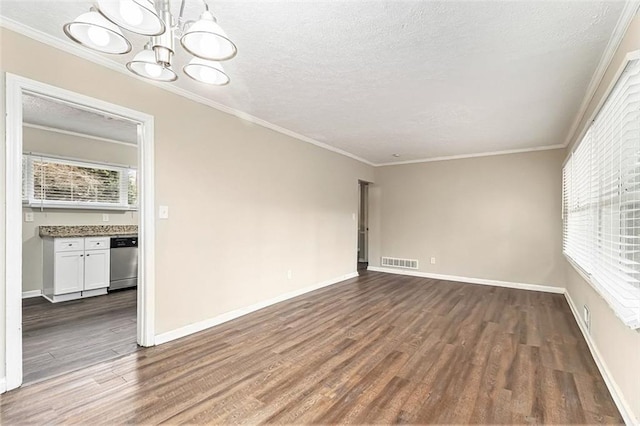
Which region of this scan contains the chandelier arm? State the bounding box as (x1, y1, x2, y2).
(179, 0, 187, 20)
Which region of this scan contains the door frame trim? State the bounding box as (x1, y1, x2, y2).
(4, 73, 156, 391)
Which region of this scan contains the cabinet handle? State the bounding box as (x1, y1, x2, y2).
(80, 254, 83, 257)
(86, 254, 90, 257)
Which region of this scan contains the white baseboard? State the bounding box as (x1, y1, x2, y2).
(155, 272, 359, 345)
(0, 377, 6, 394)
(564, 291, 636, 426)
(367, 266, 564, 294)
(21, 290, 42, 299)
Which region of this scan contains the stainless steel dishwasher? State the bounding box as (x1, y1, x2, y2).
(109, 236, 138, 291)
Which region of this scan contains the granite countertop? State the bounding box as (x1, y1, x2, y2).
(39, 225, 138, 238)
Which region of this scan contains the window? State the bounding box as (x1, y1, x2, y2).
(23, 154, 138, 210)
(563, 59, 640, 328)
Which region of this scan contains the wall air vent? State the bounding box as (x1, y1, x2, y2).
(381, 256, 419, 270)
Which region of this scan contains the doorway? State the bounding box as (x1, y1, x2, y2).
(4, 74, 156, 391)
(357, 180, 369, 272)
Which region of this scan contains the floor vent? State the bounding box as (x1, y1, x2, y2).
(381, 256, 419, 270)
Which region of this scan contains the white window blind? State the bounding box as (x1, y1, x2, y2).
(23, 154, 138, 210)
(563, 59, 640, 328)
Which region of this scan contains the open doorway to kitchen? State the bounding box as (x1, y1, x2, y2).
(4, 74, 155, 391)
(357, 180, 369, 274)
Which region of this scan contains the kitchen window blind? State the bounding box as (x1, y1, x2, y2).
(563, 59, 640, 328)
(23, 154, 138, 210)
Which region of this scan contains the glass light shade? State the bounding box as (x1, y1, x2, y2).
(180, 11, 237, 61)
(126, 49, 177, 82)
(63, 10, 131, 54)
(97, 0, 164, 36)
(183, 58, 230, 85)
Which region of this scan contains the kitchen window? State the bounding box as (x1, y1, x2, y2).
(23, 154, 138, 210)
(562, 58, 640, 328)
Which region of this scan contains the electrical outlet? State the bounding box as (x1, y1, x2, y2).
(102, 214, 109, 222)
(24, 212, 34, 222)
(287, 270, 292, 279)
(583, 305, 591, 333)
(430, 257, 436, 265)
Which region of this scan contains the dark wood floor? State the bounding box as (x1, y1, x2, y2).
(22, 289, 138, 385)
(3, 272, 621, 424)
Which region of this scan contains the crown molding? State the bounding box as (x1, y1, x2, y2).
(1, 13, 619, 169)
(23, 122, 136, 147)
(375, 144, 565, 167)
(0, 17, 376, 167)
(562, 0, 640, 149)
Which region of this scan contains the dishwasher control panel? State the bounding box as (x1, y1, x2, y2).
(110, 237, 138, 248)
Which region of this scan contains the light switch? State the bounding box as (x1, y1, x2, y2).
(102, 214, 110, 222)
(159, 205, 169, 219)
(352, 213, 356, 221)
(25, 212, 34, 222)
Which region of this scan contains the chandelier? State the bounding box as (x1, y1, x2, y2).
(63, 0, 236, 85)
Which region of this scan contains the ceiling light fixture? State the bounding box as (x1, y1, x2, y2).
(183, 57, 229, 85)
(63, 9, 132, 54)
(64, 0, 236, 85)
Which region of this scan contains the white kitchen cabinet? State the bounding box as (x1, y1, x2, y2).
(83, 249, 110, 290)
(43, 237, 111, 302)
(53, 251, 84, 294)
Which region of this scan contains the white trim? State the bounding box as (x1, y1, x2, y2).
(137, 105, 155, 347)
(565, 50, 640, 159)
(0, 378, 6, 394)
(23, 123, 136, 148)
(375, 145, 566, 167)
(5, 73, 23, 390)
(562, 1, 640, 148)
(21, 290, 41, 299)
(0, 17, 375, 168)
(3, 74, 156, 392)
(367, 266, 564, 294)
(564, 291, 637, 426)
(155, 272, 359, 345)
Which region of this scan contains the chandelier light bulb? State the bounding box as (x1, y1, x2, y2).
(144, 62, 163, 78)
(199, 67, 219, 84)
(120, 1, 144, 26)
(87, 26, 110, 46)
(126, 48, 178, 82)
(183, 57, 230, 85)
(200, 37, 221, 58)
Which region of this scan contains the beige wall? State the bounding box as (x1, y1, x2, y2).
(23, 126, 137, 165)
(371, 149, 565, 287)
(1, 27, 374, 383)
(565, 266, 640, 420)
(562, 14, 640, 423)
(22, 127, 138, 293)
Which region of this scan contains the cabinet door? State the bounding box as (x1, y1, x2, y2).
(84, 249, 110, 290)
(54, 251, 85, 295)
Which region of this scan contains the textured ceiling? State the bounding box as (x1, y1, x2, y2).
(22, 92, 138, 144)
(0, 1, 628, 164)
